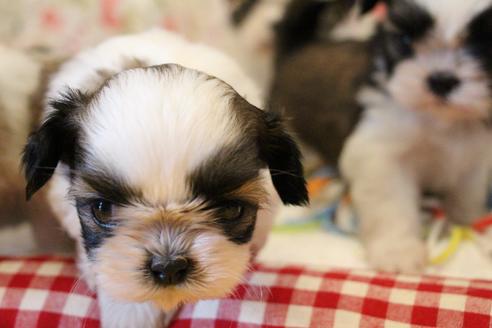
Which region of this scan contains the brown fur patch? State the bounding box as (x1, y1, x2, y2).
(269, 41, 370, 166)
(226, 177, 268, 205)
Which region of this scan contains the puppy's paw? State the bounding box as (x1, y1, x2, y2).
(366, 237, 428, 274)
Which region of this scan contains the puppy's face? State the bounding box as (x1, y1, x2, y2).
(368, 0, 492, 122)
(23, 65, 307, 309)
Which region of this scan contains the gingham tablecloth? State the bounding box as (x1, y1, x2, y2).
(0, 257, 99, 328)
(1, 257, 491, 327)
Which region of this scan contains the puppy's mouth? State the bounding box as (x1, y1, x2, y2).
(436, 88, 490, 110)
(93, 213, 253, 310)
(417, 96, 490, 122)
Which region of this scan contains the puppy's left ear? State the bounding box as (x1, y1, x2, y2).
(22, 89, 86, 200)
(259, 112, 308, 206)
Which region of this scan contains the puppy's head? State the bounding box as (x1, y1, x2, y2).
(23, 64, 307, 309)
(362, 0, 492, 122)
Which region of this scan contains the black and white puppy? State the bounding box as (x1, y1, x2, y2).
(23, 30, 307, 327)
(341, 0, 492, 272)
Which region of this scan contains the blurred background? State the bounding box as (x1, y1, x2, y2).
(0, 0, 289, 93)
(0, 0, 379, 94)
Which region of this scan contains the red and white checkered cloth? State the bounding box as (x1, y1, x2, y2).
(0, 256, 99, 328)
(1, 257, 492, 327)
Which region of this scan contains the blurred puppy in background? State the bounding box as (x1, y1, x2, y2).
(0, 46, 70, 254)
(23, 30, 307, 327)
(0, 45, 39, 226)
(341, 0, 492, 272)
(269, 0, 377, 168)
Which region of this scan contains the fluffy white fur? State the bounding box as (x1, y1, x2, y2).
(44, 30, 280, 327)
(84, 68, 244, 203)
(341, 0, 492, 273)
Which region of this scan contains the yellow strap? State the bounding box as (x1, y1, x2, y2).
(272, 221, 322, 234)
(430, 227, 474, 265)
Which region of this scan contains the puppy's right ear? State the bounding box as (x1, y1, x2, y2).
(259, 111, 308, 206)
(22, 89, 87, 200)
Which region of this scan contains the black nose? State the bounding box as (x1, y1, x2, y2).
(149, 256, 190, 286)
(427, 72, 461, 97)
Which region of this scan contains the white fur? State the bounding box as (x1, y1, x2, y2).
(387, 47, 491, 122)
(83, 67, 243, 204)
(341, 87, 492, 273)
(98, 290, 173, 328)
(45, 30, 279, 327)
(414, 0, 492, 42)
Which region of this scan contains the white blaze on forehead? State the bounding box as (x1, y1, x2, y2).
(82, 67, 242, 203)
(414, 0, 492, 42)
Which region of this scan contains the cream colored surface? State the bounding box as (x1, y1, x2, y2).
(259, 206, 492, 280)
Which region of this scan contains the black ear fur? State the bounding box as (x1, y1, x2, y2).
(259, 112, 308, 206)
(22, 89, 87, 200)
(360, 0, 384, 14)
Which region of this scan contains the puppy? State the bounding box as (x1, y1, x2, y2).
(0, 45, 40, 225)
(23, 30, 307, 327)
(269, 0, 371, 167)
(341, 0, 492, 272)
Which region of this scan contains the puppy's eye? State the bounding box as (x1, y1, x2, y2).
(387, 32, 413, 58)
(397, 34, 413, 51)
(221, 203, 245, 221)
(91, 199, 113, 226)
(400, 34, 412, 47)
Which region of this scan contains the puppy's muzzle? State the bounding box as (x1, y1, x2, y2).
(149, 255, 192, 286)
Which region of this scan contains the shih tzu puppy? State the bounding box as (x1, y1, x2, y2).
(341, 0, 492, 272)
(269, 0, 371, 167)
(22, 30, 307, 327)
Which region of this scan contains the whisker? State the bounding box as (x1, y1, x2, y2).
(32, 165, 78, 174)
(268, 169, 305, 179)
